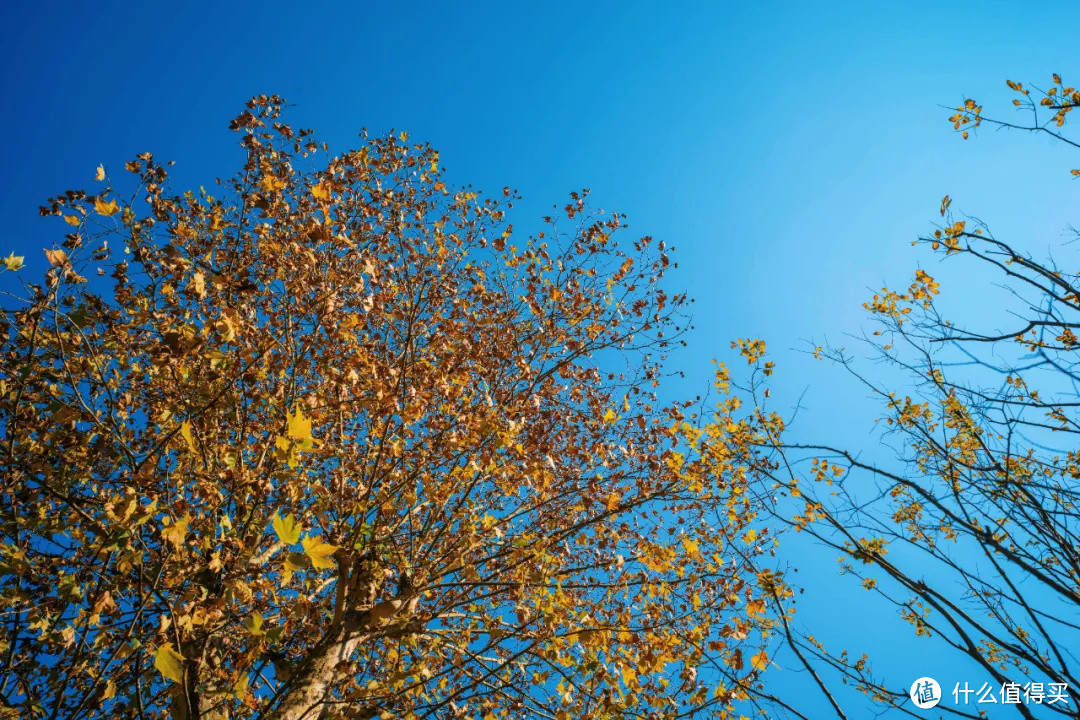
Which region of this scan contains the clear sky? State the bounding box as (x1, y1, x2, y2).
(3, 1, 1078, 716)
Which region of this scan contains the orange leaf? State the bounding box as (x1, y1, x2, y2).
(44, 249, 68, 267)
(94, 198, 120, 216)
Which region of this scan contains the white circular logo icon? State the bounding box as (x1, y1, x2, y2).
(910, 677, 941, 709)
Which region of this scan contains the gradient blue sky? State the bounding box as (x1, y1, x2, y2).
(3, 1, 1079, 716)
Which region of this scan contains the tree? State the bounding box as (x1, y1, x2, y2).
(0, 96, 784, 719)
(720, 75, 1080, 718)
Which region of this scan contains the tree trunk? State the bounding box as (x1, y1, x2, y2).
(275, 596, 417, 720)
(275, 625, 370, 720)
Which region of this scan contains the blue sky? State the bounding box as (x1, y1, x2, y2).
(3, 1, 1079, 716)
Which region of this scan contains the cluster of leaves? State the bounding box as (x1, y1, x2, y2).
(952, 72, 1080, 175)
(731, 74, 1080, 719)
(0, 97, 784, 719)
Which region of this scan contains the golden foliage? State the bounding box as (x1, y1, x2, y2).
(1, 95, 779, 720)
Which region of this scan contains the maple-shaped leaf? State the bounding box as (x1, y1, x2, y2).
(275, 407, 318, 469)
(260, 174, 286, 193)
(94, 197, 120, 216)
(188, 272, 207, 299)
(214, 315, 237, 342)
(162, 516, 188, 550)
(311, 181, 331, 201)
(272, 513, 302, 545)
(275, 435, 299, 468)
(746, 599, 766, 619)
(302, 536, 338, 570)
(751, 650, 769, 671)
(154, 644, 185, 683)
(44, 248, 68, 267)
(681, 537, 701, 560)
(287, 406, 316, 450)
(244, 613, 264, 636)
(2, 253, 23, 272)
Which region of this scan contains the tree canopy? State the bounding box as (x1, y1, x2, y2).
(0, 97, 782, 719)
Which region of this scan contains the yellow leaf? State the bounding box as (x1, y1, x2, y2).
(302, 536, 338, 570)
(244, 613, 264, 636)
(275, 435, 299, 468)
(311, 181, 331, 201)
(602, 408, 617, 425)
(162, 516, 189, 550)
(3, 253, 24, 272)
(746, 598, 766, 618)
(154, 644, 186, 683)
(751, 650, 769, 671)
(94, 198, 120, 217)
(271, 513, 301, 545)
(188, 272, 206, 298)
(282, 551, 308, 584)
(681, 537, 701, 560)
(103, 679, 117, 699)
(214, 315, 237, 342)
(287, 406, 316, 450)
(285, 552, 306, 578)
(180, 421, 196, 452)
(95, 164, 106, 182)
(260, 174, 286, 193)
(64, 215, 81, 226)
